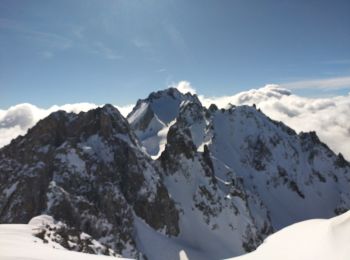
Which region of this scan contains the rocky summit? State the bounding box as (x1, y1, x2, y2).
(1, 88, 350, 260)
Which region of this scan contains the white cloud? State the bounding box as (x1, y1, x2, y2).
(162, 22, 187, 51)
(41, 51, 54, 59)
(321, 59, 350, 65)
(89, 41, 122, 60)
(0, 18, 122, 60)
(0, 103, 133, 148)
(199, 84, 350, 160)
(115, 104, 134, 117)
(173, 81, 197, 95)
(131, 38, 149, 49)
(280, 76, 350, 90)
(0, 18, 73, 54)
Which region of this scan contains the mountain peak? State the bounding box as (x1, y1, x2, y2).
(101, 103, 121, 115)
(147, 87, 199, 102)
(128, 87, 201, 124)
(127, 88, 202, 157)
(2, 105, 134, 157)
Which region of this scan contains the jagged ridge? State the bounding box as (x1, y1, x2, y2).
(1, 89, 350, 260)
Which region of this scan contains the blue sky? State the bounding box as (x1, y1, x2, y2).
(1, 0, 350, 108)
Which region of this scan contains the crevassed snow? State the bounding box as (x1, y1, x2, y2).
(0, 217, 129, 260)
(229, 210, 350, 260)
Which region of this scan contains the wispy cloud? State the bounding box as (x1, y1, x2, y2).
(89, 41, 122, 60)
(131, 38, 149, 49)
(71, 26, 85, 39)
(1, 18, 121, 60)
(131, 37, 159, 61)
(40, 50, 54, 59)
(0, 18, 72, 59)
(0, 18, 73, 52)
(321, 59, 350, 65)
(280, 76, 350, 90)
(162, 22, 187, 51)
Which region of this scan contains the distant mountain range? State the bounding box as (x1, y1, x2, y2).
(1, 88, 350, 260)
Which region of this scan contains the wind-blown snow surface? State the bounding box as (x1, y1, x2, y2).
(229, 210, 350, 260)
(3, 211, 350, 260)
(0, 215, 128, 260)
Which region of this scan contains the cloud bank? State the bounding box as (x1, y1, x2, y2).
(174, 81, 197, 95)
(1, 82, 349, 161)
(199, 84, 350, 160)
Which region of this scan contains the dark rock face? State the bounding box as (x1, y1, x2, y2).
(335, 153, 350, 168)
(0, 104, 179, 258)
(0, 161, 50, 223)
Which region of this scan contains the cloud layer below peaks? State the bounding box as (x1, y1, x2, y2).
(1, 83, 349, 160)
(198, 84, 350, 160)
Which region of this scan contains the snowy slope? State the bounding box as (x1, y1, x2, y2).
(229, 210, 350, 260)
(156, 102, 272, 259)
(172, 102, 350, 230)
(0, 215, 128, 260)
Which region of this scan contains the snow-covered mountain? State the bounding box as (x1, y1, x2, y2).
(127, 88, 201, 158)
(167, 101, 350, 230)
(0, 105, 179, 259)
(1, 88, 350, 260)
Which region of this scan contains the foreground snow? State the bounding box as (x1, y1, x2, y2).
(229, 210, 350, 260)
(0, 217, 128, 260)
(3, 212, 350, 260)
